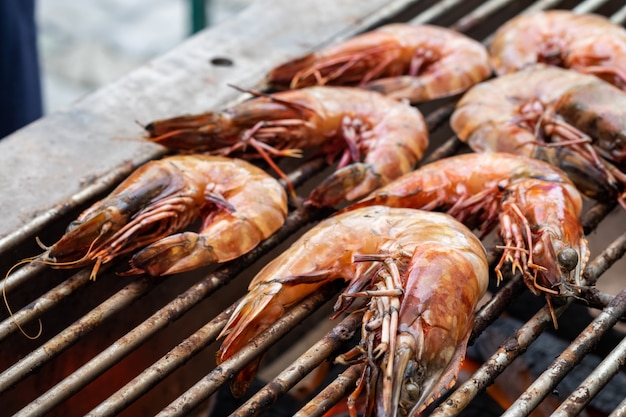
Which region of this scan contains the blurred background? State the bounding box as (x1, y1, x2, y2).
(38, 0, 252, 113)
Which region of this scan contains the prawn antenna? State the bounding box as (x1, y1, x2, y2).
(3, 258, 44, 340)
(2, 230, 107, 339)
(227, 84, 319, 116)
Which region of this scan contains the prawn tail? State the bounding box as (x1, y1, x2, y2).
(217, 283, 281, 397)
(306, 162, 382, 207)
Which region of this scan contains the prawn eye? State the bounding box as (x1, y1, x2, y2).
(557, 248, 579, 272)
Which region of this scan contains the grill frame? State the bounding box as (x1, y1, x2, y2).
(1, 0, 626, 416)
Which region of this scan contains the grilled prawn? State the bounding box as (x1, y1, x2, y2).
(267, 23, 492, 103)
(347, 153, 589, 316)
(489, 10, 626, 90)
(37, 155, 287, 278)
(145, 86, 428, 207)
(451, 65, 626, 207)
(217, 206, 489, 417)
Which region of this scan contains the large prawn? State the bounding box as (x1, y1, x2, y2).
(489, 10, 626, 90)
(346, 153, 589, 320)
(450, 65, 626, 208)
(266, 23, 492, 103)
(217, 206, 489, 417)
(21, 155, 287, 278)
(144, 86, 428, 207)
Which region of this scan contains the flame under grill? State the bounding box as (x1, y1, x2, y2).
(1, 0, 626, 416)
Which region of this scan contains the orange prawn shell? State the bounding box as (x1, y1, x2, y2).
(45, 155, 288, 277)
(450, 65, 600, 154)
(217, 206, 488, 399)
(489, 10, 626, 89)
(268, 23, 492, 102)
(146, 86, 429, 207)
(350, 153, 587, 297)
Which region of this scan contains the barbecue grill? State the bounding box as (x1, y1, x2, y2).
(1, 0, 625, 416)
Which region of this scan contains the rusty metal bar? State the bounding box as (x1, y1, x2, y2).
(0, 266, 106, 340)
(155, 281, 344, 417)
(0, 262, 45, 298)
(295, 363, 365, 417)
(609, 395, 626, 417)
(11, 205, 332, 417)
(553, 334, 626, 417)
(0, 276, 156, 396)
(231, 311, 363, 417)
(581, 203, 618, 236)
(502, 288, 626, 417)
(576, 287, 626, 318)
(583, 230, 626, 286)
(86, 304, 237, 417)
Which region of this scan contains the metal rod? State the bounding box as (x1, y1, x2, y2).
(608, 394, 626, 417)
(502, 288, 626, 417)
(231, 311, 363, 417)
(410, 0, 465, 25)
(0, 267, 97, 340)
(155, 281, 343, 417)
(521, 0, 565, 14)
(584, 231, 626, 286)
(0, 277, 156, 396)
(294, 363, 365, 417)
(553, 334, 626, 417)
(0, 262, 45, 297)
(573, 0, 611, 14)
(452, 0, 516, 32)
(86, 304, 237, 417)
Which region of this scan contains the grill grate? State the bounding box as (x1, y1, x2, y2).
(1, 0, 626, 416)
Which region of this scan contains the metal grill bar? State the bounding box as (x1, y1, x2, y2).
(85, 304, 237, 417)
(0, 272, 153, 394)
(295, 363, 366, 417)
(231, 312, 364, 417)
(155, 282, 344, 417)
(553, 333, 626, 417)
(431, 303, 572, 416)
(609, 394, 626, 417)
(501, 288, 626, 417)
(573, 0, 613, 14)
(2, 1, 625, 416)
